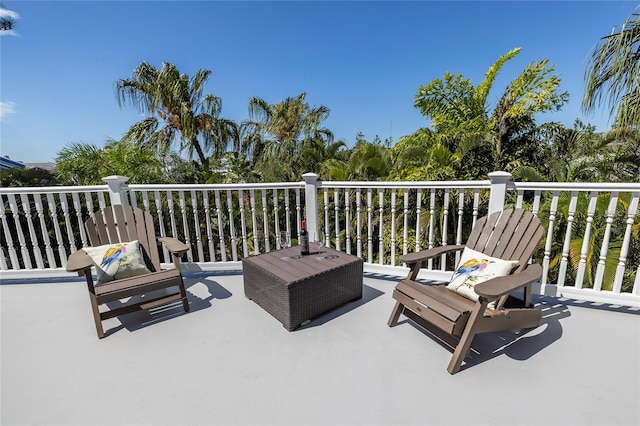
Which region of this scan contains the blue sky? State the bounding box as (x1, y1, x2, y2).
(1, 1, 637, 163)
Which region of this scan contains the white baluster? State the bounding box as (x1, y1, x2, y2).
(167, 191, 181, 260)
(356, 189, 362, 258)
(46, 193, 67, 265)
(428, 191, 436, 270)
(239, 189, 249, 257)
(402, 189, 409, 256)
(20, 194, 44, 268)
(273, 189, 281, 249)
(261, 189, 269, 252)
(334, 188, 340, 250)
(390, 189, 397, 265)
(378, 188, 384, 265)
(575, 192, 598, 289)
(532, 190, 541, 216)
(594, 192, 619, 291)
(59, 193, 76, 254)
(141, 191, 151, 213)
(284, 188, 292, 248)
(178, 191, 192, 262)
(415, 189, 422, 252)
(191, 190, 204, 262)
(345, 189, 352, 255)
(129, 189, 138, 207)
(226, 189, 238, 261)
(367, 188, 373, 262)
(215, 190, 227, 261)
(71, 193, 87, 248)
(456, 190, 465, 266)
(441, 189, 450, 271)
(472, 189, 480, 228)
(97, 191, 107, 209)
(295, 188, 301, 240)
(0, 198, 20, 269)
(155, 190, 169, 262)
(250, 189, 259, 255)
(557, 192, 578, 287)
(612, 192, 639, 294)
(541, 191, 559, 287)
(203, 191, 215, 262)
(516, 189, 524, 208)
(84, 191, 95, 213)
(323, 187, 330, 247)
(34, 194, 56, 268)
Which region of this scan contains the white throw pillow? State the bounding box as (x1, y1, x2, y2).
(446, 247, 519, 306)
(82, 240, 151, 284)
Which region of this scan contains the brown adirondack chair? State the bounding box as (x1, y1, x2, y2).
(387, 208, 545, 374)
(66, 205, 190, 338)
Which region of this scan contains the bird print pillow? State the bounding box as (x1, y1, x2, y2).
(446, 247, 519, 307)
(82, 240, 151, 284)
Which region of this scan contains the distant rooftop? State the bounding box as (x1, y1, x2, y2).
(23, 162, 55, 171)
(0, 156, 25, 170)
(0, 156, 55, 171)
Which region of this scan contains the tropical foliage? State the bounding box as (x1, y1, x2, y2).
(54, 139, 172, 185)
(115, 62, 238, 179)
(583, 13, 640, 131)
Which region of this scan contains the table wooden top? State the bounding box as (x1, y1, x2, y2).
(242, 245, 363, 285)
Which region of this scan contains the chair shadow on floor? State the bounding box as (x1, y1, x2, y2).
(295, 283, 385, 330)
(100, 274, 233, 337)
(403, 295, 571, 372)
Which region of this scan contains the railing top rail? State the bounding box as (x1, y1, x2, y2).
(2, 180, 638, 196)
(128, 182, 305, 191)
(318, 180, 491, 189)
(0, 185, 110, 195)
(510, 182, 640, 192)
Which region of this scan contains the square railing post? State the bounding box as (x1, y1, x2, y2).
(487, 171, 511, 215)
(302, 172, 319, 238)
(102, 175, 130, 206)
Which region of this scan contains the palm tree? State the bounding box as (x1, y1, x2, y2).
(583, 13, 640, 130)
(55, 139, 168, 185)
(246, 93, 334, 182)
(414, 47, 568, 171)
(115, 62, 238, 173)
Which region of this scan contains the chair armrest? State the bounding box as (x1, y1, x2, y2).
(473, 263, 543, 299)
(399, 245, 465, 265)
(158, 237, 189, 255)
(66, 250, 93, 273)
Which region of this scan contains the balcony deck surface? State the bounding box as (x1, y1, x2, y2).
(2, 270, 639, 426)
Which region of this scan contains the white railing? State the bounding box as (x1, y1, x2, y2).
(1, 173, 638, 307)
(509, 181, 640, 307)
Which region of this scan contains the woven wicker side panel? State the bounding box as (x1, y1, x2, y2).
(243, 258, 363, 331)
(243, 260, 291, 328)
(287, 261, 363, 330)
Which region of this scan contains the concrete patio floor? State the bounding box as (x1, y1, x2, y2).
(1, 270, 639, 426)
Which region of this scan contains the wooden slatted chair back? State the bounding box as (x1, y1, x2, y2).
(84, 205, 161, 272)
(466, 209, 544, 274)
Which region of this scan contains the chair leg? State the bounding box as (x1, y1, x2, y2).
(387, 301, 404, 327)
(447, 301, 486, 374)
(179, 280, 190, 313)
(84, 271, 104, 338)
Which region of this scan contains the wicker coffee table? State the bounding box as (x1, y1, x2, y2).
(242, 245, 364, 331)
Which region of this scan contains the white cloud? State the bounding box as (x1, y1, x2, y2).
(1, 6, 19, 36)
(0, 102, 16, 121)
(0, 7, 19, 19)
